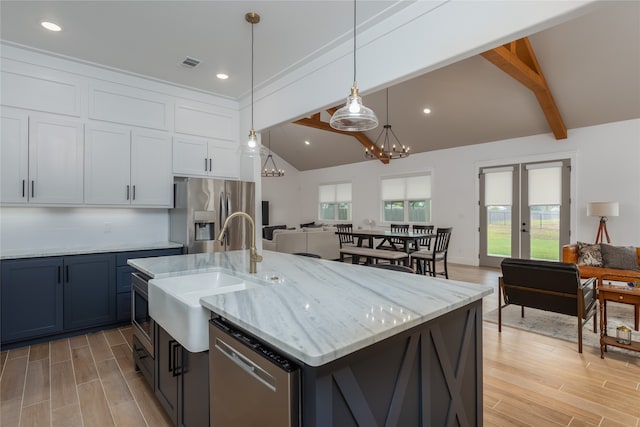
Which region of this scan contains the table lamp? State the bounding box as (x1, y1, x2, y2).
(587, 201, 619, 244)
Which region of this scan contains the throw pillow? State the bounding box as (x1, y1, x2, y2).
(600, 244, 640, 271)
(300, 221, 315, 228)
(577, 241, 602, 267)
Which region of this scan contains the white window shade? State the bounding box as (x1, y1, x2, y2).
(528, 167, 561, 205)
(336, 183, 351, 202)
(319, 185, 336, 203)
(406, 175, 431, 199)
(382, 178, 405, 200)
(484, 171, 512, 206)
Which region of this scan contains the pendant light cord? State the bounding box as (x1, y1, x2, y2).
(251, 21, 255, 130)
(386, 88, 389, 124)
(353, 0, 357, 85)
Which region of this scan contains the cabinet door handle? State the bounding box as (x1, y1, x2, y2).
(168, 339, 176, 372)
(209, 158, 212, 172)
(172, 343, 182, 377)
(31, 180, 35, 198)
(132, 185, 136, 201)
(126, 185, 130, 200)
(205, 158, 208, 172)
(22, 180, 25, 198)
(65, 265, 69, 283)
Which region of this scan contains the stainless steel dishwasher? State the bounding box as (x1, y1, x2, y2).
(209, 318, 300, 426)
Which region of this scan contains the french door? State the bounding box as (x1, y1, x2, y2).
(479, 159, 571, 268)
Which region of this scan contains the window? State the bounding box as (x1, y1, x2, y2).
(381, 175, 431, 223)
(319, 182, 352, 221)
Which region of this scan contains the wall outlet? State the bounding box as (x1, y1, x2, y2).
(104, 222, 112, 233)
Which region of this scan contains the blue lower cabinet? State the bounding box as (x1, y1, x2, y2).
(1, 246, 182, 347)
(117, 292, 132, 322)
(63, 254, 117, 330)
(1, 257, 64, 342)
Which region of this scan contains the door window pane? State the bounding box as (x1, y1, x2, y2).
(529, 205, 560, 260)
(487, 205, 511, 257)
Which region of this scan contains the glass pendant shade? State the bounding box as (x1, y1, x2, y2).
(329, 0, 378, 132)
(247, 129, 257, 149)
(330, 84, 378, 131)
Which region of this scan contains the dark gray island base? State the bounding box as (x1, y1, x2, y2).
(299, 300, 482, 426)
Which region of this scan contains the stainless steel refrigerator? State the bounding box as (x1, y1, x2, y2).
(169, 177, 255, 254)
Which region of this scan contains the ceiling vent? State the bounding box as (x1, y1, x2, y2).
(181, 57, 201, 69)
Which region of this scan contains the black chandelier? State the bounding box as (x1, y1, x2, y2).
(365, 88, 410, 160)
(261, 132, 285, 177)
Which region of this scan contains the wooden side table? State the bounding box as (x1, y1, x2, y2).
(598, 277, 640, 358)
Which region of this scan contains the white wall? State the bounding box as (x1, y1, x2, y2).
(262, 119, 639, 265)
(0, 207, 168, 251)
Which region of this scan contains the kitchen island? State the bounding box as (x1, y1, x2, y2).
(130, 250, 492, 426)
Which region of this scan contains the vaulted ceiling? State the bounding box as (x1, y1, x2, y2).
(1, 1, 638, 171)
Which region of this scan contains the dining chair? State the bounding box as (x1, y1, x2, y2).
(335, 223, 355, 248)
(411, 227, 453, 278)
(412, 224, 434, 252)
(378, 223, 409, 250)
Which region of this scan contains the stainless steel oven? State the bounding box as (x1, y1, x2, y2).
(132, 271, 155, 386)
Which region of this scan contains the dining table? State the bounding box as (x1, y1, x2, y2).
(347, 229, 435, 254)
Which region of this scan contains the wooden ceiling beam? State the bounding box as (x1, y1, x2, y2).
(293, 108, 389, 164)
(481, 37, 567, 140)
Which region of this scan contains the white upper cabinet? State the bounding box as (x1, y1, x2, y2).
(0, 47, 244, 208)
(208, 140, 239, 179)
(174, 102, 237, 141)
(131, 130, 172, 207)
(172, 136, 210, 176)
(84, 126, 172, 207)
(1, 110, 29, 204)
(173, 136, 239, 179)
(28, 116, 84, 204)
(84, 124, 132, 205)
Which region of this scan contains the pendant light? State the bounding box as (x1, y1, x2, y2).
(244, 12, 260, 155)
(329, 0, 378, 132)
(365, 88, 410, 160)
(261, 131, 285, 177)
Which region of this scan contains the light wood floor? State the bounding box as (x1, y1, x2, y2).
(1, 264, 639, 427)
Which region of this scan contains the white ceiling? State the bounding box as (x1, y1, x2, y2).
(1, 1, 639, 171)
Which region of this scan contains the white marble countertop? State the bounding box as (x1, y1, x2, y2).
(129, 250, 492, 367)
(1, 241, 183, 260)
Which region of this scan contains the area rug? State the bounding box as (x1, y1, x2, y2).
(484, 302, 639, 357)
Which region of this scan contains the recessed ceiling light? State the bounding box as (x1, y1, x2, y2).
(423, 108, 432, 115)
(216, 73, 229, 80)
(304, 140, 311, 145)
(41, 21, 62, 32)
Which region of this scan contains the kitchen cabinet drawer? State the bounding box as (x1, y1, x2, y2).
(133, 335, 154, 387)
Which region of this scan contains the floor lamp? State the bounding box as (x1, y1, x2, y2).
(587, 202, 619, 244)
